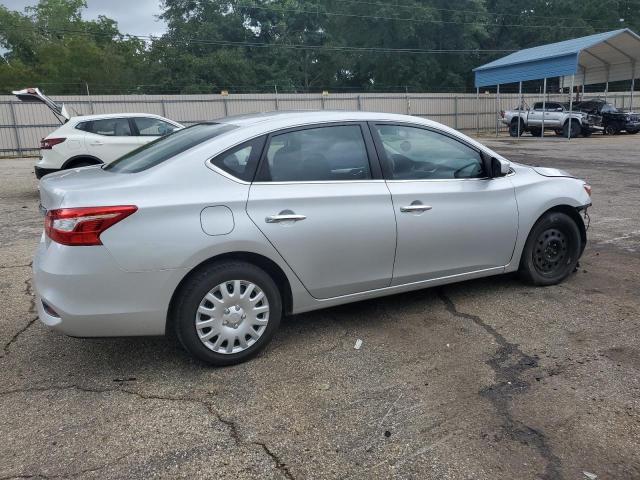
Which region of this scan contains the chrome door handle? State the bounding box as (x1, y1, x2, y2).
(400, 205, 432, 213)
(265, 214, 307, 223)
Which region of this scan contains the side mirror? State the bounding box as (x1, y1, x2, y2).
(482, 152, 510, 177)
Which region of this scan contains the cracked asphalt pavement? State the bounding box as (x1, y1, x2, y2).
(1, 134, 639, 479)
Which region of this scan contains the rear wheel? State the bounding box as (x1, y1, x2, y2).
(519, 212, 581, 286)
(173, 261, 282, 366)
(604, 125, 618, 135)
(562, 119, 581, 138)
(627, 129, 639, 134)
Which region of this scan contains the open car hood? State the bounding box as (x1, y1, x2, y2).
(12, 87, 70, 121)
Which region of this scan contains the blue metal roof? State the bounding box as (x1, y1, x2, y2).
(473, 29, 637, 87)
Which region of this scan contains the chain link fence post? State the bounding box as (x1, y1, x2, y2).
(454, 96, 458, 130)
(8, 101, 22, 156)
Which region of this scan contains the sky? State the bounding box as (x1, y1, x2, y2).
(2, 0, 167, 37)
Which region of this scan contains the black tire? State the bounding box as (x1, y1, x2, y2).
(509, 120, 524, 137)
(627, 129, 639, 134)
(529, 127, 542, 137)
(604, 125, 618, 136)
(519, 211, 581, 286)
(554, 130, 564, 136)
(562, 119, 581, 138)
(173, 261, 282, 366)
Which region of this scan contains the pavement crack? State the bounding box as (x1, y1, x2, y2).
(254, 442, 295, 480)
(0, 453, 131, 479)
(0, 384, 294, 476)
(2, 273, 36, 358)
(0, 263, 31, 269)
(437, 289, 563, 480)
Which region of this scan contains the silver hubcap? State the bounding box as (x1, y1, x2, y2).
(195, 280, 269, 354)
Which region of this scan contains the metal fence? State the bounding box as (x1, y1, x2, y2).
(1, 91, 638, 156)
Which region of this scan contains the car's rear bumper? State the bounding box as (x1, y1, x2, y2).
(34, 166, 60, 179)
(32, 236, 187, 337)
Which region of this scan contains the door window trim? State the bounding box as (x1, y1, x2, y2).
(253, 121, 385, 184)
(367, 121, 491, 182)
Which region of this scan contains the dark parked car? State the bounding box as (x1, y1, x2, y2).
(574, 99, 640, 135)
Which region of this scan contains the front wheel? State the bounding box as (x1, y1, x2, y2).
(519, 211, 582, 286)
(604, 125, 618, 135)
(173, 261, 282, 366)
(627, 129, 639, 134)
(562, 120, 581, 138)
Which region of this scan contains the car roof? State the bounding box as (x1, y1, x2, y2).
(70, 113, 170, 122)
(217, 110, 431, 127)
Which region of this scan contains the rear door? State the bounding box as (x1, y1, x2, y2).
(370, 123, 519, 285)
(81, 117, 142, 163)
(544, 102, 563, 127)
(246, 123, 396, 299)
(528, 102, 544, 127)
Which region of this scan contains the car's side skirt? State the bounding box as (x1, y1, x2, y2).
(291, 266, 505, 314)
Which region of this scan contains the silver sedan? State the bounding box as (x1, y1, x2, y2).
(34, 111, 592, 365)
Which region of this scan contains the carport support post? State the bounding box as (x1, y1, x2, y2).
(495, 84, 500, 137)
(541, 78, 547, 139)
(568, 75, 575, 140)
(631, 62, 636, 110)
(517, 81, 522, 141)
(475, 87, 479, 136)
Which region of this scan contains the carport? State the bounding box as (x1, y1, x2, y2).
(473, 28, 640, 139)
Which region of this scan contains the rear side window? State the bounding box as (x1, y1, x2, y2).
(257, 125, 371, 182)
(134, 117, 178, 136)
(79, 118, 133, 136)
(105, 123, 237, 173)
(210, 136, 266, 182)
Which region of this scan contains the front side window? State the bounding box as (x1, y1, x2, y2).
(84, 118, 133, 136)
(134, 117, 178, 136)
(258, 125, 371, 182)
(373, 125, 484, 180)
(105, 123, 237, 173)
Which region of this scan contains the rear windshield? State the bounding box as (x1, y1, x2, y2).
(104, 123, 237, 173)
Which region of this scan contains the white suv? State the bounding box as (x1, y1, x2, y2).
(35, 113, 183, 178)
(12, 87, 183, 178)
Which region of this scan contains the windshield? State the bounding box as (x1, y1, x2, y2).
(104, 123, 238, 173)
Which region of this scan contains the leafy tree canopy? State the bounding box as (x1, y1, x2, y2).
(0, 0, 639, 94)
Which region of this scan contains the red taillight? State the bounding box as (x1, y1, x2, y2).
(41, 137, 66, 149)
(45, 206, 137, 246)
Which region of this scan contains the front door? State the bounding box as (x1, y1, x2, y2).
(247, 123, 396, 299)
(370, 123, 519, 285)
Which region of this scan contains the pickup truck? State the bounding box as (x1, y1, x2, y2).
(500, 101, 600, 138)
(573, 99, 640, 135)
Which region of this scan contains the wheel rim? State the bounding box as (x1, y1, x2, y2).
(533, 228, 569, 276)
(195, 280, 269, 354)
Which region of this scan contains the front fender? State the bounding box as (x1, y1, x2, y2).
(506, 171, 591, 272)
